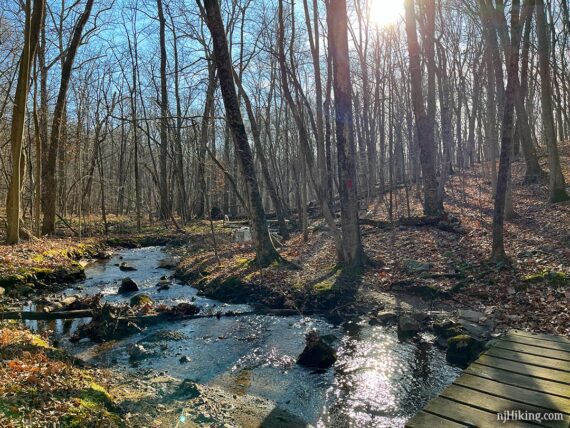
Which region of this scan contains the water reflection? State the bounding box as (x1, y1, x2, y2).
(319, 322, 460, 427)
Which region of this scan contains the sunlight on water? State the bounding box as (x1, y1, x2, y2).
(319, 323, 459, 427)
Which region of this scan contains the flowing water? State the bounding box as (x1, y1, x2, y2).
(26, 247, 461, 427)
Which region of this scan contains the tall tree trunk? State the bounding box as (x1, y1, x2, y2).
(170, 14, 189, 222)
(156, 0, 171, 219)
(491, 0, 524, 262)
(328, 0, 364, 268)
(535, 0, 569, 202)
(200, 0, 280, 266)
(6, 0, 44, 244)
(404, 0, 444, 218)
(195, 62, 216, 218)
(41, 0, 94, 235)
(518, 4, 544, 183)
(277, 0, 343, 258)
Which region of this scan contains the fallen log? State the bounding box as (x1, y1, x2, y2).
(360, 215, 463, 233)
(0, 309, 93, 320)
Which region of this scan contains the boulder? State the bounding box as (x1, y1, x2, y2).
(179, 355, 191, 364)
(119, 262, 137, 272)
(157, 277, 171, 290)
(118, 277, 139, 294)
(173, 379, 201, 400)
(297, 330, 337, 369)
(458, 319, 491, 341)
(446, 334, 484, 367)
(458, 309, 484, 323)
(13, 284, 34, 297)
(0, 287, 4, 297)
(95, 250, 113, 260)
(158, 258, 179, 269)
(369, 311, 397, 326)
(130, 294, 153, 307)
(398, 315, 421, 336)
(128, 344, 152, 360)
(432, 319, 464, 339)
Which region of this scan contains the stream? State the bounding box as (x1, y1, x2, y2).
(25, 246, 461, 427)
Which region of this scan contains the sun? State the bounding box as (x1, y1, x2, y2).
(368, 0, 404, 28)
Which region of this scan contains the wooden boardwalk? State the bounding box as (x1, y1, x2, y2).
(407, 330, 570, 427)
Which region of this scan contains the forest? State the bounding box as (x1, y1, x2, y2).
(0, 0, 569, 426)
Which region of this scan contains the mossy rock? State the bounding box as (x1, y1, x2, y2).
(130, 294, 153, 307)
(433, 320, 464, 339)
(0, 274, 27, 288)
(446, 334, 484, 367)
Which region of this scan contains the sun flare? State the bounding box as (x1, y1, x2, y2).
(368, 0, 405, 28)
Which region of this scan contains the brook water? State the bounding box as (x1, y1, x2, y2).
(26, 247, 461, 427)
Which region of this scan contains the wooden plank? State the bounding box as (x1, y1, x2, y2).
(466, 364, 570, 397)
(503, 333, 570, 353)
(405, 411, 467, 428)
(454, 373, 570, 414)
(485, 347, 570, 372)
(494, 340, 570, 362)
(440, 384, 569, 428)
(510, 330, 570, 345)
(423, 397, 537, 428)
(475, 354, 570, 384)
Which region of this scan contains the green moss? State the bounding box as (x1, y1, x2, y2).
(30, 336, 49, 348)
(130, 294, 154, 307)
(0, 400, 21, 420)
(60, 383, 122, 428)
(447, 334, 471, 345)
(236, 257, 252, 268)
(522, 270, 568, 286)
(314, 278, 335, 293)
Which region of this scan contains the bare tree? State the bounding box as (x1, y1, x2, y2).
(199, 0, 280, 266)
(5, 0, 44, 243)
(535, 0, 569, 202)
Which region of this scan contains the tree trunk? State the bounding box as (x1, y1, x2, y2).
(404, 0, 444, 218)
(328, 0, 365, 269)
(6, 0, 44, 244)
(201, 0, 280, 266)
(491, 0, 524, 262)
(41, 0, 94, 235)
(156, 0, 171, 219)
(535, 0, 569, 202)
(195, 62, 216, 218)
(518, 4, 544, 183)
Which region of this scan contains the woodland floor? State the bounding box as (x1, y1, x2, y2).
(175, 144, 570, 336)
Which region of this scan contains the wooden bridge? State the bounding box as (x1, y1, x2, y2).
(407, 330, 570, 427)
